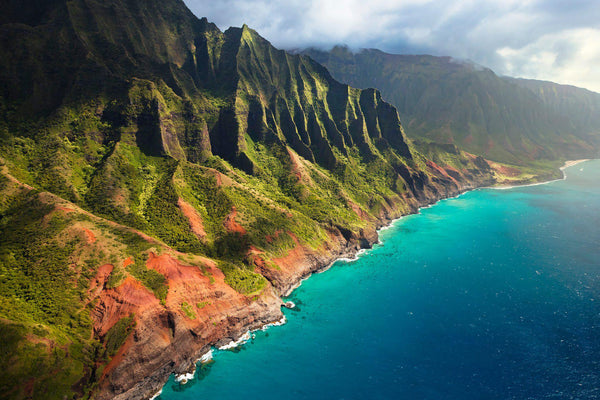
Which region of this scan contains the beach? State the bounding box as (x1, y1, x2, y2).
(560, 159, 590, 170)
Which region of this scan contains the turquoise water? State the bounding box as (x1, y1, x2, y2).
(158, 160, 600, 400)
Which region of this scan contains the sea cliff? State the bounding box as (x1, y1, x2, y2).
(105, 169, 494, 400)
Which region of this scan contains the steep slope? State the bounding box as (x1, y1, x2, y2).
(302, 46, 600, 167)
(0, 1, 496, 399)
(0, 167, 282, 399)
(510, 77, 600, 146)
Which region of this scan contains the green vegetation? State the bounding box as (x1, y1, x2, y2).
(219, 262, 267, 296)
(197, 301, 211, 309)
(144, 166, 205, 254)
(106, 267, 125, 289)
(180, 302, 196, 320)
(105, 315, 135, 356)
(177, 162, 232, 238)
(2, 0, 586, 398)
(127, 257, 168, 303)
(0, 192, 106, 399)
(305, 46, 600, 167)
(109, 224, 154, 255)
(0, 321, 88, 400)
(0, 195, 84, 331)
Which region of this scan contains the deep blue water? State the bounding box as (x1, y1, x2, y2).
(158, 160, 600, 400)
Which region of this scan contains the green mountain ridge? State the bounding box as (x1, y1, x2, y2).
(0, 1, 499, 399)
(509, 77, 600, 138)
(302, 46, 600, 165)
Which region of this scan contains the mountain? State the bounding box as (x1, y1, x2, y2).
(302, 46, 600, 166)
(0, 1, 497, 399)
(510, 77, 600, 139)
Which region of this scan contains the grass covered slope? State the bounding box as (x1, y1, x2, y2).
(0, 167, 157, 398)
(0, 166, 279, 399)
(0, 1, 496, 399)
(303, 46, 600, 169)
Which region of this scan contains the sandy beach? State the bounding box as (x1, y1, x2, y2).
(489, 159, 592, 190)
(560, 159, 590, 170)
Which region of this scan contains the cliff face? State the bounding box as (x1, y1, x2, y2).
(302, 46, 600, 166)
(509, 77, 600, 153)
(0, 1, 498, 399)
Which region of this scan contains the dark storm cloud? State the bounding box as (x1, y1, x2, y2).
(183, 0, 600, 92)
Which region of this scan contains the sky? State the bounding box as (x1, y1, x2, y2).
(183, 0, 600, 93)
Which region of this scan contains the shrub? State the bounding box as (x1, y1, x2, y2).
(219, 262, 267, 296)
(180, 302, 196, 319)
(104, 315, 135, 356)
(127, 257, 168, 303)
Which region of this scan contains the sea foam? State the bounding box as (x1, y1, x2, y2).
(149, 389, 162, 400)
(175, 372, 194, 384)
(198, 349, 213, 363)
(218, 331, 251, 350)
(261, 315, 287, 331)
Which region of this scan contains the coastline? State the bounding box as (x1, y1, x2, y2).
(141, 159, 594, 400)
(560, 159, 589, 170)
(153, 155, 600, 400)
(213, 159, 593, 330)
(279, 186, 484, 298)
(487, 159, 590, 190)
(149, 183, 488, 399)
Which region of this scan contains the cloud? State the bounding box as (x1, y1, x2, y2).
(496, 28, 600, 91)
(183, 0, 600, 92)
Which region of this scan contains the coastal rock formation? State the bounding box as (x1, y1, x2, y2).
(282, 301, 295, 309)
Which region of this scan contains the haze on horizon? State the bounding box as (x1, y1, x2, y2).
(183, 0, 600, 93)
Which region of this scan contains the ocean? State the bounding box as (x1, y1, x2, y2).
(157, 160, 600, 400)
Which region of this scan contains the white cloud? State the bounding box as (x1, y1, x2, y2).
(496, 28, 600, 92)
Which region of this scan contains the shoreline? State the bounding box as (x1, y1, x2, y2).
(143, 160, 593, 399)
(318, 192, 471, 269)
(237, 158, 595, 328)
(159, 185, 484, 396)
(486, 159, 590, 190)
(280, 189, 480, 299)
(560, 159, 589, 170)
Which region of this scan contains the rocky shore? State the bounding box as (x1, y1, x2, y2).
(103, 171, 495, 400)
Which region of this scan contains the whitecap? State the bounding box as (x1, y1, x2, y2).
(149, 389, 162, 400)
(218, 331, 251, 350)
(175, 371, 195, 384)
(337, 257, 359, 263)
(198, 349, 213, 363)
(261, 315, 287, 331)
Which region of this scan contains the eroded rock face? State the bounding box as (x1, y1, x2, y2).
(91, 253, 283, 400)
(91, 228, 368, 399)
